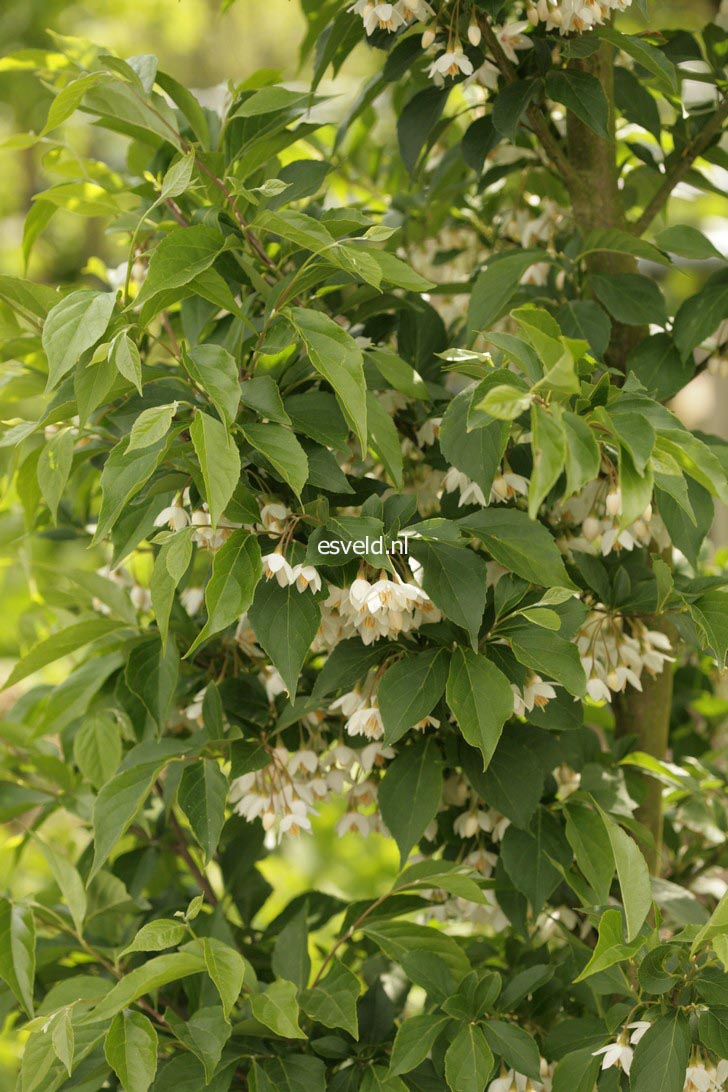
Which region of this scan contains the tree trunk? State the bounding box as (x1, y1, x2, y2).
(565, 43, 673, 873)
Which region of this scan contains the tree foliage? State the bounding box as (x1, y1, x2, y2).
(0, 2, 727, 1089)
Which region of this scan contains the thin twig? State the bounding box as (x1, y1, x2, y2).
(476, 16, 581, 191)
(169, 808, 220, 906)
(631, 98, 728, 235)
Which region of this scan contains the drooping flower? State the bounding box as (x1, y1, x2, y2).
(428, 46, 474, 81)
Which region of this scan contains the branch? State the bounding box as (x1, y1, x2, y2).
(169, 808, 220, 906)
(476, 16, 580, 191)
(631, 98, 728, 236)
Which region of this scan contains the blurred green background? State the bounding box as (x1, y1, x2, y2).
(0, 0, 724, 1082)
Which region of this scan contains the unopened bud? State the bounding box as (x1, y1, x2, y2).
(606, 489, 622, 517)
(582, 516, 601, 542)
(421, 26, 436, 48)
(642, 503, 653, 523)
(467, 18, 482, 46)
(526, 4, 539, 22)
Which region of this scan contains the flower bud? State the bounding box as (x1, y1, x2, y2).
(421, 26, 436, 48)
(642, 503, 653, 523)
(582, 516, 601, 542)
(467, 18, 481, 46)
(526, 4, 539, 22)
(606, 489, 622, 517)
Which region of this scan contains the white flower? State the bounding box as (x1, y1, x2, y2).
(154, 502, 190, 530)
(336, 811, 372, 837)
(428, 47, 474, 80)
(345, 705, 384, 740)
(416, 417, 441, 446)
(605, 488, 622, 517)
(523, 674, 557, 710)
(497, 21, 533, 64)
(553, 764, 581, 799)
(291, 564, 322, 594)
(592, 1037, 633, 1075)
(396, 0, 434, 20)
(180, 586, 204, 615)
(355, 1, 406, 34)
(627, 1021, 651, 1045)
(684, 1066, 715, 1092)
(262, 551, 296, 587)
(259, 502, 289, 534)
(586, 676, 611, 703)
(130, 585, 151, 612)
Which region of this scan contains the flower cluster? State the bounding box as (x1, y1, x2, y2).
(443, 466, 529, 508)
(348, 0, 433, 36)
(553, 481, 669, 558)
(261, 551, 322, 593)
(317, 573, 441, 647)
(153, 497, 241, 551)
(229, 742, 393, 842)
(577, 609, 675, 703)
(527, 0, 633, 35)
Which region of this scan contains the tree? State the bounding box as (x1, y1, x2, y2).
(0, 2, 727, 1089)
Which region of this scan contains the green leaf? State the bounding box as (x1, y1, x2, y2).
(50, 1008, 74, 1076)
(36, 840, 87, 936)
(2, 618, 126, 690)
(492, 79, 537, 141)
(0, 899, 35, 1016)
(110, 332, 142, 393)
(289, 306, 367, 453)
(250, 1056, 326, 1091)
(656, 225, 725, 261)
(574, 908, 644, 982)
(248, 577, 320, 699)
(577, 227, 670, 268)
(120, 918, 187, 957)
(529, 405, 565, 518)
(183, 344, 240, 425)
(397, 86, 449, 173)
(473, 734, 544, 830)
(689, 590, 728, 668)
(367, 349, 428, 400)
(564, 802, 614, 902)
(90, 760, 165, 880)
(563, 411, 601, 498)
(240, 374, 290, 424)
(84, 951, 206, 1024)
(619, 446, 654, 527)
(691, 889, 728, 955)
(301, 959, 359, 1038)
(444, 1024, 494, 1092)
(186, 530, 262, 655)
(42, 289, 116, 390)
(475, 384, 532, 421)
(501, 808, 571, 914)
(37, 428, 74, 522)
(204, 937, 248, 1019)
(251, 979, 306, 1039)
(132, 225, 223, 312)
(552, 1048, 601, 1092)
(440, 387, 509, 499)
(557, 300, 612, 357)
(408, 538, 487, 648)
(598, 806, 652, 941)
(95, 434, 169, 541)
(366, 392, 404, 489)
(166, 1006, 230, 1083)
(482, 1020, 540, 1080)
(361, 1067, 408, 1092)
(190, 410, 241, 529)
(626, 334, 693, 401)
(598, 27, 679, 93)
(125, 634, 179, 729)
(630, 1013, 690, 1092)
(127, 402, 177, 453)
(591, 272, 667, 326)
(505, 621, 587, 696)
(545, 70, 610, 139)
(272, 906, 310, 990)
(389, 1014, 450, 1077)
(446, 649, 514, 769)
(458, 508, 575, 589)
(362, 919, 470, 984)
(468, 250, 549, 335)
(104, 1010, 158, 1092)
(673, 271, 728, 358)
(178, 760, 227, 863)
(379, 738, 443, 865)
(242, 422, 308, 498)
(379, 648, 449, 745)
